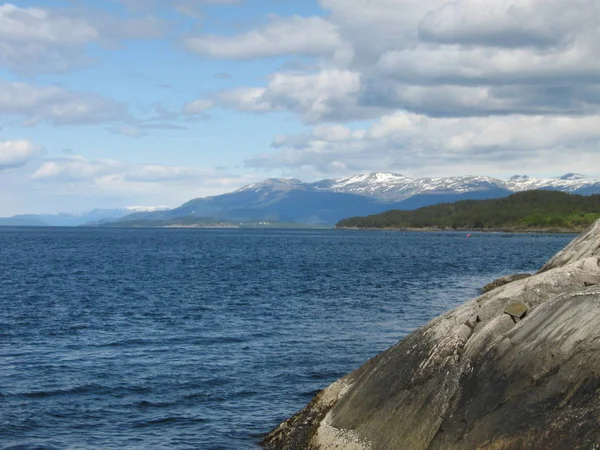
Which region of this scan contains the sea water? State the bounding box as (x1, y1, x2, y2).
(0, 228, 573, 449)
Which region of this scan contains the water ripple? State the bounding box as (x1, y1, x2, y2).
(0, 228, 573, 449)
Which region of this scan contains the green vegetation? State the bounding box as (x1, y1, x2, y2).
(336, 191, 600, 231)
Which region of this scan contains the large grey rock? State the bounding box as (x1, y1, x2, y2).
(263, 220, 600, 450)
(540, 220, 600, 272)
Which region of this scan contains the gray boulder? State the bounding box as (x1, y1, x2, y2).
(264, 220, 600, 450)
(540, 220, 600, 272)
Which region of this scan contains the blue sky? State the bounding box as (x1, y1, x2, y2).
(1, 0, 600, 214)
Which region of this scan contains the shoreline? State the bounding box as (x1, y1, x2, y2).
(264, 221, 600, 450)
(336, 226, 582, 234)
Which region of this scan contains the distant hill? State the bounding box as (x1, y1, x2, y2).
(116, 185, 404, 226)
(5, 172, 600, 227)
(0, 207, 168, 227)
(0, 217, 48, 227)
(115, 178, 514, 226)
(113, 172, 600, 226)
(336, 191, 600, 231)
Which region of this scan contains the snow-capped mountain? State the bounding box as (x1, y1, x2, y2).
(236, 172, 600, 202)
(501, 174, 600, 193)
(121, 206, 169, 213)
(322, 173, 504, 201)
(236, 178, 305, 193)
(9, 173, 599, 227)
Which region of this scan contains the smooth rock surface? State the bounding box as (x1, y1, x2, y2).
(540, 220, 600, 272)
(263, 221, 600, 450)
(481, 273, 532, 293)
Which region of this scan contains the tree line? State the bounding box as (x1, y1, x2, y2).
(336, 191, 600, 230)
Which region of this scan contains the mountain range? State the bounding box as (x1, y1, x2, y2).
(0, 206, 168, 227)
(3, 173, 600, 227)
(112, 173, 600, 226)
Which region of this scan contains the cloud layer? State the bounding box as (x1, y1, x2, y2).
(204, 0, 600, 120)
(183, 0, 600, 175)
(247, 113, 600, 176)
(186, 15, 342, 59)
(0, 3, 164, 73)
(0, 81, 126, 125)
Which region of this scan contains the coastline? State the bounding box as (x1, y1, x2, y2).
(336, 226, 582, 234)
(264, 221, 600, 449)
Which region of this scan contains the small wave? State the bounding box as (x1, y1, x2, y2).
(182, 392, 225, 403)
(11, 383, 152, 399)
(103, 338, 151, 347)
(190, 336, 249, 345)
(132, 416, 208, 428)
(233, 390, 258, 398)
(135, 400, 175, 409)
(17, 384, 107, 398)
(2, 443, 63, 450)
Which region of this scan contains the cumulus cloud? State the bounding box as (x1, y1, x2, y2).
(185, 15, 342, 59)
(418, 0, 589, 49)
(31, 156, 210, 184)
(0, 140, 40, 171)
(0, 81, 126, 126)
(209, 0, 600, 123)
(178, 0, 599, 176)
(246, 113, 600, 176)
(215, 69, 381, 123)
(0, 4, 164, 73)
(0, 4, 97, 72)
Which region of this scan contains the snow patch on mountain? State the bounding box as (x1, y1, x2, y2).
(237, 178, 304, 193)
(125, 206, 169, 213)
(236, 172, 600, 202)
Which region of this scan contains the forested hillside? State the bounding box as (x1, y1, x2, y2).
(336, 191, 600, 230)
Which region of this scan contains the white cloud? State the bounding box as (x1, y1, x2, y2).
(418, 0, 589, 49)
(0, 4, 165, 73)
(217, 88, 273, 113)
(0, 140, 40, 171)
(246, 113, 600, 176)
(0, 4, 97, 72)
(31, 156, 210, 184)
(183, 98, 214, 115)
(185, 15, 342, 59)
(208, 0, 600, 125)
(216, 69, 379, 123)
(0, 151, 263, 215)
(0, 81, 126, 125)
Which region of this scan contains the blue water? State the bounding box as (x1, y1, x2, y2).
(0, 228, 573, 450)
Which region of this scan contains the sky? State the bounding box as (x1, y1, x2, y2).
(1, 0, 600, 215)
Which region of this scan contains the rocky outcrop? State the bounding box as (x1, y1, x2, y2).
(263, 221, 600, 450)
(540, 219, 600, 272)
(481, 273, 531, 293)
